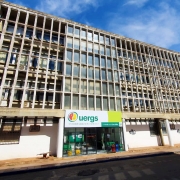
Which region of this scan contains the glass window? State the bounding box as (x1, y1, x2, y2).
(101, 69, 106, 80)
(88, 32, 92, 41)
(73, 79, 79, 92)
(81, 29, 86, 39)
(73, 64, 79, 76)
(81, 66, 87, 78)
(108, 71, 112, 81)
(95, 82, 101, 95)
(95, 56, 100, 66)
(111, 38, 115, 46)
(102, 83, 107, 95)
(113, 60, 118, 69)
(112, 49, 116, 57)
(67, 37, 73, 48)
(81, 95, 87, 110)
(73, 95, 79, 109)
(74, 28, 80, 37)
(74, 52, 80, 63)
(74, 39, 80, 50)
(88, 67, 94, 79)
(116, 98, 121, 110)
(66, 64, 72, 75)
(100, 35, 104, 43)
(88, 42, 93, 52)
(88, 55, 93, 65)
(94, 44, 99, 54)
(64, 94, 71, 109)
(81, 53, 87, 64)
(109, 83, 114, 95)
(89, 96, 94, 110)
(106, 36, 110, 45)
(110, 98, 115, 110)
(101, 57, 106, 67)
(96, 97, 101, 110)
(88, 81, 94, 94)
(106, 47, 111, 56)
(95, 68, 100, 80)
(115, 84, 120, 96)
(94, 33, 98, 42)
(67, 50, 72, 61)
(100, 45, 105, 55)
(81, 80, 87, 93)
(107, 59, 111, 68)
(103, 97, 108, 110)
(81, 40, 86, 51)
(68, 26, 73, 34)
(149, 121, 159, 135)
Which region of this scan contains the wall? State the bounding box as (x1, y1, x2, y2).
(126, 123, 160, 148)
(0, 124, 58, 160)
(170, 124, 180, 145)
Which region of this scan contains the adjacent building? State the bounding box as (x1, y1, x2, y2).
(0, 0, 180, 160)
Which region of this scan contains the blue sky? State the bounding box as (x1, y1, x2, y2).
(8, 0, 180, 52)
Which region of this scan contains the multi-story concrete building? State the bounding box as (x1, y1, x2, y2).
(0, 0, 180, 160)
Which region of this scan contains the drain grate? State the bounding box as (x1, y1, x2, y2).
(77, 169, 99, 176)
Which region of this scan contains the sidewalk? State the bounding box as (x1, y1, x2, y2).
(1, 144, 180, 174)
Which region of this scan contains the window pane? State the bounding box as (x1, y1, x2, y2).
(81, 95, 87, 110)
(67, 37, 73, 48)
(113, 60, 118, 69)
(67, 50, 72, 61)
(73, 64, 79, 76)
(95, 68, 100, 80)
(101, 57, 106, 67)
(75, 28, 80, 37)
(88, 42, 93, 52)
(114, 71, 119, 82)
(102, 83, 107, 95)
(81, 40, 86, 51)
(88, 81, 94, 94)
(81, 66, 87, 78)
(94, 44, 99, 54)
(106, 37, 110, 45)
(116, 98, 121, 110)
(107, 59, 111, 68)
(74, 39, 79, 50)
(100, 35, 104, 43)
(88, 67, 94, 79)
(73, 95, 79, 109)
(96, 97, 101, 110)
(88, 32, 92, 41)
(110, 98, 115, 110)
(115, 84, 120, 96)
(112, 49, 116, 57)
(68, 26, 73, 34)
(64, 94, 71, 109)
(103, 97, 108, 110)
(74, 52, 80, 63)
(108, 71, 112, 81)
(81, 80, 87, 93)
(81, 29, 86, 39)
(81, 54, 87, 64)
(101, 69, 106, 80)
(106, 47, 110, 56)
(88, 55, 93, 65)
(94, 33, 98, 42)
(66, 64, 72, 75)
(89, 96, 94, 110)
(111, 38, 115, 46)
(109, 84, 114, 95)
(95, 82, 101, 95)
(100, 45, 105, 55)
(95, 56, 100, 66)
(73, 79, 79, 92)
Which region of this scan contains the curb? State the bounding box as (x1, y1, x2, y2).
(0, 151, 174, 175)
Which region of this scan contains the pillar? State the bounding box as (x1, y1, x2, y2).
(57, 117, 64, 158)
(165, 119, 174, 146)
(122, 118, 128, 151)
(157, 119, 165, 146)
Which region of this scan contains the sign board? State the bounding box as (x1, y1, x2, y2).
(65, 110, 122, 128)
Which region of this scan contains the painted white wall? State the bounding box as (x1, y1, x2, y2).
(126, 124, 160, 148)
(170, 124, 180, 144)
(0, 124, 58, 160)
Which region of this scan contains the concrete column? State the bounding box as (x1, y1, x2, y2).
(165, 119, 174, 146)
(57, 117, 64, 158)
(122, 118, 128, 151)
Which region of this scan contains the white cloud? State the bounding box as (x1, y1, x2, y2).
(35, 0, 99, 18)
(123, 0, 149, 7)
(109, 2, 180, 49)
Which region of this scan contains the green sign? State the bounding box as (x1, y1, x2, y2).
(101, 122, 119, 127)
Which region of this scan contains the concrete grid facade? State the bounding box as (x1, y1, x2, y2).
(0, 0, 180, 159)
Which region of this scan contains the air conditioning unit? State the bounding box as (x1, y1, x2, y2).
(24, 101, 30, 108)
(19, 64, 25, 70)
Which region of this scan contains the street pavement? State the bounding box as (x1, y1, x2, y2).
(1, 153, 180, 180)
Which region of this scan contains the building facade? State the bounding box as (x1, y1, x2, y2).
(0, 0, 180, 160)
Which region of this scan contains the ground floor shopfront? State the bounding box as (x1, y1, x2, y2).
(0, 109, 180, 160)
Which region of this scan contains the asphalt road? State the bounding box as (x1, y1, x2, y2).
(1, 153, 180, 180)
